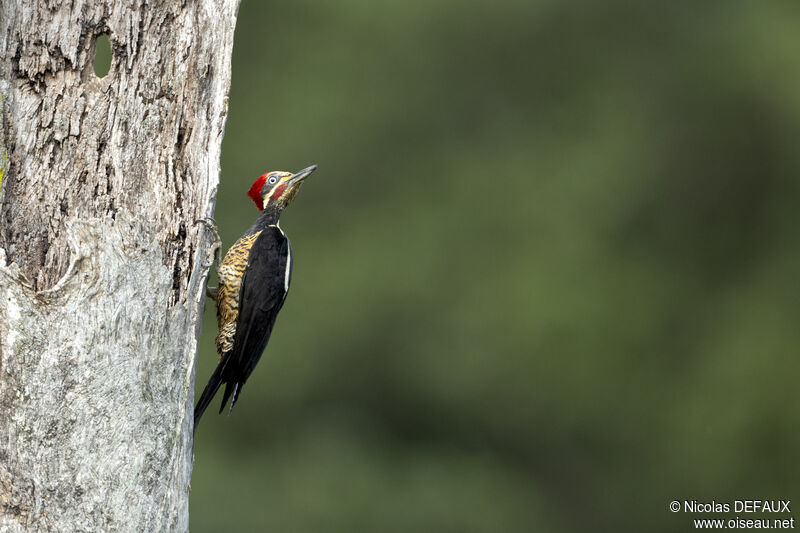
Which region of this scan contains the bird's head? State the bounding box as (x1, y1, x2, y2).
(247, 165, 317, 215)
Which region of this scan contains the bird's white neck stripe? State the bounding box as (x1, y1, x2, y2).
(270, 224, 291, 293)
(270, 223, 286, 237)
(284, 248, 291, 292)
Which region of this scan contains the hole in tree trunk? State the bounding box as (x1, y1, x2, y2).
(94, 34, 112, 78)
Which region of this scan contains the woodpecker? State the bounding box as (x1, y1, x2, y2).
(194, 164, 317, 429)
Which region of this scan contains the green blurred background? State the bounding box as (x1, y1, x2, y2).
(191, 1, 800, 531)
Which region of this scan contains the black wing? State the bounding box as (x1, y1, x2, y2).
(194, 226, 291, 428)
(219, 226, 292, 409)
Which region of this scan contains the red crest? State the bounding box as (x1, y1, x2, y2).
(247, 174, 268, 211)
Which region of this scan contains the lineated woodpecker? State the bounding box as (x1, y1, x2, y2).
(194, 164, 317, 429)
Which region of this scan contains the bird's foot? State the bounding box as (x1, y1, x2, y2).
(206, 285, 219, 300)
(195, 217, 221, 270)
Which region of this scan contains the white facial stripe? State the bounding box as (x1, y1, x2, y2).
(263, 174, 290, 203)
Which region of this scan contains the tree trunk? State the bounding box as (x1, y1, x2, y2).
(0, 0, 239, 530)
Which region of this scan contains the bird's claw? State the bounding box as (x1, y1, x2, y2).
(195, 217, 221, 270)
(206, 286, 219, 300)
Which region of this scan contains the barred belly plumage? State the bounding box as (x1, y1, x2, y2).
(214, 230, 262, 358)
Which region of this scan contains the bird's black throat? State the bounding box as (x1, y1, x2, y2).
(246, 205, 284, 235)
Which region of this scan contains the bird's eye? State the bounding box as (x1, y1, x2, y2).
(268, 176, 278, 185)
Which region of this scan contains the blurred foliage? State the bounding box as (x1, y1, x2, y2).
(191, 1, 800, 531)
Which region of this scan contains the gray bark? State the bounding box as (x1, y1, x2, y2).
(0, 0, 239, 531)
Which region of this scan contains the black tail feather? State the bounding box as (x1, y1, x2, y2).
(194, 362, 226, 431)
(218, 381, 244, 414)
(218, 382, 234, 414)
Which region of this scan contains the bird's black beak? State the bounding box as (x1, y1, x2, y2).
(287, 164, 317, 185)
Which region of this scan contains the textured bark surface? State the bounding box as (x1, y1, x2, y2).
(0, 0, 239, 530)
